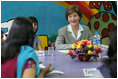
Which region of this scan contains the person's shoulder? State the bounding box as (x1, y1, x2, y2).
(58, 25, 68, 32)
(81, 24, 89, 30)
(35, 33, 38, 37)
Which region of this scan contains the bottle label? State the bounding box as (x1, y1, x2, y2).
(93, 40, 97, 44)
(97, 39, 100, 44)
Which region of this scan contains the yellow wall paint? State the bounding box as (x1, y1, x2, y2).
(84, 1, 98, 14)
(81, 14, 89, 24)
(39, 35, 48, 50)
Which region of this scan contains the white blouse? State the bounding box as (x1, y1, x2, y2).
(67, 24, 84, 40)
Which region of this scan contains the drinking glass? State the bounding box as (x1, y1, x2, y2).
(48, 47, 55, 56)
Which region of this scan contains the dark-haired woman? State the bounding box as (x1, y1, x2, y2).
(91, 26, 117, 78)
(28, 16, 43, 50)
(1, 17, 54, 78)
(55, 5, 93, 50)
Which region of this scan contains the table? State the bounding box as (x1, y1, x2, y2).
(38, 50, 106, 78)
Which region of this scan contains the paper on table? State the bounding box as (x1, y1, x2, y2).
(39, 63, 46, 68)
(83, 68, 97, 76)
(58, 50, 67, 53)
(46, 70, 64, 76)
(36, 51, 45, 56)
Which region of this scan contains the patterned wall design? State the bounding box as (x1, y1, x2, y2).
(1, 1, 117, 45)
(52, 1, 117, 45)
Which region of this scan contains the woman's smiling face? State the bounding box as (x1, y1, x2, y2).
(68, 12, 80, 26)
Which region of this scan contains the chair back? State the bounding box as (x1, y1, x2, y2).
(38, 35, 48, 50)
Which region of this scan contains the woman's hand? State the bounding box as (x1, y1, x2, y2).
(38, 63, 54, 78)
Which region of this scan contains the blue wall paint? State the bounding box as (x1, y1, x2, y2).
(100, 2, 117, 16)
(1, 1, 69, 37)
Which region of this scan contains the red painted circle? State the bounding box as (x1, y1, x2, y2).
(111, 14, 117, 20)
(94, 21, 100, 30)
(102, 29, 109, 37)
(103, 1, 112, 11)
(108, 23, 115, 31)
(102, 13, 109, 22)
(88, 22, 91, 29)
(95, 13, 101, 19)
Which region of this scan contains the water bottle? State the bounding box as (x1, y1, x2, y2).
(93, 32, 101, 48)
(93, 32, 101, 59)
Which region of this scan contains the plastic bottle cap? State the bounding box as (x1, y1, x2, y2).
(95, 32, 98, 34)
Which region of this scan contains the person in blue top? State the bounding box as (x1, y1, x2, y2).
(28, 16, 43, 50)
(1, 17, 54, 78)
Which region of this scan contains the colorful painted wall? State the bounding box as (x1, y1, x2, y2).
(1, 1, 117, 45)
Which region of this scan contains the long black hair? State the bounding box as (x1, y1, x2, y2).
(28, 16, 38, 34)
(104, 26, 117, 77)
(1, 17, 34, 64)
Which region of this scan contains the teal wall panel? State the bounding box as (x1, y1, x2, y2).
(1, 1, 68, 37)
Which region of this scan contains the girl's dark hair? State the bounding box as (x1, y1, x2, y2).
(104, 26, 117, 77)
(28, 16, 38, 33)
(65, 5, 82, 21)
(1, 17, 34, 64)
(28, 16, 38, 24)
